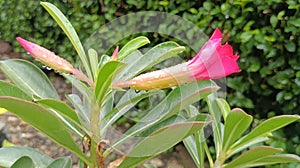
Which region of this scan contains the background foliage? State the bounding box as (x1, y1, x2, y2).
(1, 0, 299, 158)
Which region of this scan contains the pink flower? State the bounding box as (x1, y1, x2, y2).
(17, 37, 94, 86)
(16, 37, 75, 74)
(112, 28, 240, 90)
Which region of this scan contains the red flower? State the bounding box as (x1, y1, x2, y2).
(114, 28, 240, 90)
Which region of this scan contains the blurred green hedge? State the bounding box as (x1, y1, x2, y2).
(1, 0, 300, 157)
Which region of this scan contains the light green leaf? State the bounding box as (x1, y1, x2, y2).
(47, 157, 72, 168)
(88, 48, 99, 80)
(95, 61, 126, 105)
(224, 146, 282, 168)
(0, 146, 53, 167)
(119, 121, 209, 168)
(36, 98, 82, 128)
(231, 115, 300, 151)
(40, 2, 92, 79)
(250, 154, 300, 167)
(222, 108, 252, 152)
(66, 94, 90, 130)
(183, 136, 200, 167)
(0, 80, 31, 101)
(106, 80, 218, 156)
(101, 90, 161, 134)
(206, 94, 223, 156)
(227, 136, 269, 158)
(118, 36, 150, 60)
(0, 97, 90, 165)
(216, 98, 231, 120)
(36, 98, 85, 137)
(118, 41, 185, 80)
(0, 59, 59, 99)
(11, 156, 34, 168)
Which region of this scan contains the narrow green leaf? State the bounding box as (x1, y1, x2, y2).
(36, 98, 85, 137)
(88, 48, 99, 80)
(66, 94, 90, 129)
(224, 146, 283, 168)
(118, 36, 150, 60)
(0, 80, 31, 101)
(231, 115, 300, 151)
(0, 97, 90, 165)
(206, 94, 223, 156)
(40, 2, 92, 79)
(0, 146, 53, 167)
(250, 154, 300, 167)
(119, 121, 209, 168)
(118, 41, 185, 80)
(0, 59, 59, 99)
(36, 98, 82, 128)
(47, 157, 72, 168)
(216, 98, 231, 120)
(11, 156, 34, 168)
(62, 74, 91, 100)
(101, 90, 161, 134)
(227, 136, 269, 158)
(95, 61, 126, 105)
(107, 80, 218, 154)
(222, 108, 252, 152)
(183, 136, 201, 167)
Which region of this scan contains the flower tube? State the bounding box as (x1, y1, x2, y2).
(113, 28, 240, 90)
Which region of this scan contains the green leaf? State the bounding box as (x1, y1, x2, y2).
(0, 80, 31, 101)
(250, 154, 300, 167)
(106, 80, 218, 156)
(231, 115, 300, 151)
(36, 98, 82, 129)
(66, 94, 90, 129)
(47, 157, 72, 168)
(183, 136, 200, 167)
(88, 48, 98, 80)
(0, 146, 53, 167)
(222, 108, 252, 152)
(0, 59, 59, 99)
(11, 156, 34, 168)
(0, 97, 90, 165)
(118, 121, 209, 168)
(216, 98, 231, 120)
(95, 61, 126, 105)
(101, 90, 161, 134)
(224, 146, 283, 168)
(40, 2, 92, 79)
(118, 36, 150, 60)
(118, 41, 185, 80)
(36, 98, 85, 137)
